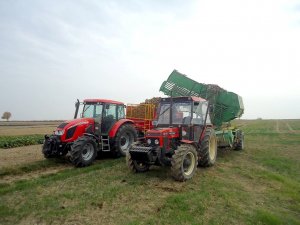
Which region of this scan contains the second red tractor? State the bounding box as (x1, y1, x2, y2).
(42, 99, 137, 167)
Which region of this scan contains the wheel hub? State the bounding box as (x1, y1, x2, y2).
(120, 133, 131, 151)
(82, 143, 94, 161)
(182, 152, 195, 176)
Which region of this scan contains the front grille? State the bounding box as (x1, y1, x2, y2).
(130, 146, 152, 153)
(130, 146, 154, 162)
(66, 126, 77, 139)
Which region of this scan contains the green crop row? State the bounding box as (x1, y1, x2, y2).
(0, 135, 44, 149)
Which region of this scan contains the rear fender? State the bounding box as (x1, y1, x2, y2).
(108, 119, 135, 138)
(199, 125, 214, 143)
(83, 133, 98, 141)
(180, 140, 194, 144)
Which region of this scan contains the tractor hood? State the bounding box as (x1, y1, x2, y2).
(63, 118, 94, 129)
(145, 127, 179, 138)
(55, 118, 95, 142)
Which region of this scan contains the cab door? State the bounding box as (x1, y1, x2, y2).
(101, 104, 117, 134)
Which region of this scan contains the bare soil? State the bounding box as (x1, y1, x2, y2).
(0, 125, 57, 136)
(1, 167, 68, 184)
(0, 144, 44, 168)
(0, 144, 72, 184)
(0, 121, 62, 136)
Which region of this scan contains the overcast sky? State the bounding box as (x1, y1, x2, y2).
(0, 0, 299, 120)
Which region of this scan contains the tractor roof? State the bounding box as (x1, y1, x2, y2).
(161, 96, 207, 103)
(84, 99, 124, 105)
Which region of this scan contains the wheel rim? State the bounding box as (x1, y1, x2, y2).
(82, 143, 94, 161)
(209, 135, 217, 161)
(182, 152, 195, 176)
(241, 135, 244, 149)
(120, 133, 132, 151)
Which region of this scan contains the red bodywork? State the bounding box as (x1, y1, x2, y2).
(54, 99, 135, 143)
(56, 118, 94, 142)
(145, 127, 179, 149)
(144, 125, 211, 149)
(108, 119, 135, 138)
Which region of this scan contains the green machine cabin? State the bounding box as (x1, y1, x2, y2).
(160, 69, 245, 149)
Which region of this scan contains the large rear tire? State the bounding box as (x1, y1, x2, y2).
(171, 144, 198, 182)
(114, 124, 137, 157)
(198, 128, 217, 167)
(126, 152, 150, 173)
(70, 136, 97, 167)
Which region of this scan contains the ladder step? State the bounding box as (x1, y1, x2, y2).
(101, 136, 110, 151)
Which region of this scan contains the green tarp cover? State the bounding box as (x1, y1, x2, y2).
(159, 70, 244, 126)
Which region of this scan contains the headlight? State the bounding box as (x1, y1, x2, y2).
(54, 130, 64, 136)
(147, 139, 151, 145)
(182, 130, 187, 136)
(154, 139, 159, 145)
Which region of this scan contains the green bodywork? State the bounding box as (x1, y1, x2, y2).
(215, 129, 234, 147)
(160, 69, 245, 148)
(159, 70, 244, 127)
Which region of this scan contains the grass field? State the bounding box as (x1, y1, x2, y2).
(0, 119, 299, 225)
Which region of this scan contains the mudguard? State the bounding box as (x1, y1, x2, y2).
(108, 119, 135, 138)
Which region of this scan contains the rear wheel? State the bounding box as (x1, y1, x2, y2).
(233, 130, 244, 151)
(171, 144, 198, 181)
(114, 124, 137, 157)
(70, 136, 97, 167)
(198, 128, 217, 167)
(126, 152, 150, 173)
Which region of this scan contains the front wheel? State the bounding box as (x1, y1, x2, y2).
(171, 144, 198, 182)
(114, 124, 137, 157)
(70, 136, 97, 167)
(42, 141, 53, 159)
(126, 152, 150, 173)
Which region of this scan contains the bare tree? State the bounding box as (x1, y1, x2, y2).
(1, 112, 12, 121)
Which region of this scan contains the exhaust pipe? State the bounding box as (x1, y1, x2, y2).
(74, 99, 80, 119)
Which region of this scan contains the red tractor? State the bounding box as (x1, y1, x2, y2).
(127, 96, 217, 181)
(43, 99, 137, 167)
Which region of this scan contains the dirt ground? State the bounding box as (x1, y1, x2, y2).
(0, 124, 59, 136)
(0, 144, 44, 168)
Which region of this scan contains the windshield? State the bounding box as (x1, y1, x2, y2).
(82, 103, 103, 118)
(157, 100, 210, 125)
(157, 102, 192, 125)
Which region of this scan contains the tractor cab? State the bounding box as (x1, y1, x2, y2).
(150, 96, 211, 142)
(76, 99, 126, 135)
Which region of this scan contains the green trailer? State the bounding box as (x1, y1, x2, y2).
(159, 69, 244, 149)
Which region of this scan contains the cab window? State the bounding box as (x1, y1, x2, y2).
(118, 105, 125, 119)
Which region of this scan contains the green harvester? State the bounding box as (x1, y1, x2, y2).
(160, 69, 245, 149)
